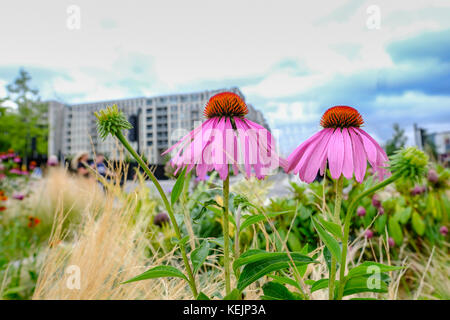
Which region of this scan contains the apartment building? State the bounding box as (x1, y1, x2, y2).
(48, 87, 270, 164)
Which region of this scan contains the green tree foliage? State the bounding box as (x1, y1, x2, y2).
(0, 69, 48, 160)
(385, 123, 407, 156)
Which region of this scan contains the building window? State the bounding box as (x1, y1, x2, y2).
(146, 108, 153, 113)
(147, 125, 153, 130)
(146, 99, 153, 105)
(147, 116, 153, 122)
(147, 141, 153, 146)
(147, 132, 153, 138)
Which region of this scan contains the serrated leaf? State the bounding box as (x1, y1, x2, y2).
(316, 215, 343, 240)
(398, 207, 412, 224)
(122, 265, 187, 284)
(346, 262, 404, 279)
(239, 211, 292, 233)
(261, 281, 300, 300)
(194, 199, 223, 221)
(171, 235, 189, 247)
(343, 276, 388, 296)
(312, 217, 342, 261)
(196, 292, 210, 300)
(235, 250, 317, 291)
(311, 278, 339, 293)
(268, 275, 301, 290)
(223, 288, 241, 300)
(412, 211, 425, 236)
(171, 167, 187, 205)
(388, 217, 403, 245)
(191, 240, 210, 274)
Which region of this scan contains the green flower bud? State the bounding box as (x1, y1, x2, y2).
(389, 147, 428, 181)
(94, 104, 133, 139)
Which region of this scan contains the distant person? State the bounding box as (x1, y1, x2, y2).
(91, 153, 107, 178)
(72, 152, 90, 178)
(47, 155, 59, 167)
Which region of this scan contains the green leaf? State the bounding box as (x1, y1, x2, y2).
(287, 232, 302, 252)
(316, 215, 343, 240)
(171, 167, 187, 205)
(411, 211, 425, 236)
(191, 240, 210, 274)
(268, 275, 301, 290)
(346, 262, 404, 279)
(343, 276, 388, 296)
(261, 281, 300, 300)
(223, 289, 241, 300)
(196, 292, 210, 300)
(311, 278, 339, 293)
(311, 218, 342, 261)
(235, 250, 317, 291)
(171, 235, 189, 247)
(398, 207, 412, 224)
(194, 199, 223, 221)
(239, 211, 292, 233)
(209, 236, 233, 252)
(122, 265, 187, 284)
(388, 217, 403, 245)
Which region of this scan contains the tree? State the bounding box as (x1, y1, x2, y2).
(385, 123, 407, 156)
(0, 69, 48, 162)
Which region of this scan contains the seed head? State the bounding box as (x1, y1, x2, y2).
(94, 104, 133, 139)
(389, 147, 428, 181)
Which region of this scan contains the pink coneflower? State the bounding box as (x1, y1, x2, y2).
(365, 229, 374, 239)
(163, 92, 283, 180)
(357, 206, 366, 217)
(440, 226, 448, 236)
(427, 169, 439, 184)
(153, 212, 170, 227)
(9, 168, 22, 175)
(411, 185, 426, 196)
(13, 156, 21, 163)
(388, 237, 395, 247)
(372, 194, 382, 208)
(13, 193, 25, 200)
(286, 106, 389, 183)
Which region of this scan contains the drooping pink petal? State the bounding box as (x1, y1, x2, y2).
(295, 129, 331, 181)
(354, 128, 377, 165)
(355, 128, 390, 180)
(301, 129, 333, 183)
(327, 128, 345, 180)
(348, 128, 367, 183)
(341, 128, 354, 179)
(286, 130, 326, 173)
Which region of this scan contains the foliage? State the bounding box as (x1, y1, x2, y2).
(0, 69, 48, 158)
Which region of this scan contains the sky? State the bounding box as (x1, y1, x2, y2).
(0, 0, 449, 155)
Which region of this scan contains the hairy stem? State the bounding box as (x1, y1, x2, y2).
(329, 175, 343, 300)
(115, 131, 198, 297)
(336, 172, 401, 300)
(223, 174, 231, 295)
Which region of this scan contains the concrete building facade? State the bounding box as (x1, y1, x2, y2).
(48, 87, 269, 163)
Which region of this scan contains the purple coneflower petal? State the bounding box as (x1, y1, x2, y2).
(327, 128, 345, 180)
(348, 128, 367, 183)
(342, 128, 354, 179)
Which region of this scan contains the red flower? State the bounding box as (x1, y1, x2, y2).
(0, 206, 6, 211)
(28, 216, 41, 228)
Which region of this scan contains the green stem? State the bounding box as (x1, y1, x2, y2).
(223, 174, 231, 295)
(115, 131, 198, 298)
(329, 176, 343, 300)
(336, 172, 401, 300)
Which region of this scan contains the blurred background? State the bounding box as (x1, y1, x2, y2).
(0, 0, 449, 166)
